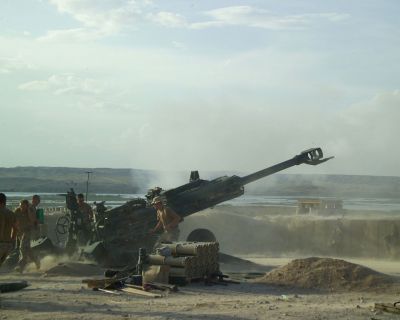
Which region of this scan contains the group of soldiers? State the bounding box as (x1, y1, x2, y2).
(0, 193, 41, 272)
(0, 191, 182, 273)
(0, 192, 95, 273)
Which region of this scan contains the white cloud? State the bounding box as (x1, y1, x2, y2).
(18, 80, 48, 91)
(44, 0, 153, 41)
(147, 11, 188, 28)
(172, 41, 187, 50)
(42, 2, 350, 41)
(317, 13, 350, 22)
(0, 57, 35, 74)
(38, 28, 106, 42)
(49, 0, 152, 29)
(190, 6, 350, 30)
(19, 73, 105, 95)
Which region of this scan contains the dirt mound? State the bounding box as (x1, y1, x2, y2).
(256, 257, 395, 291)
(44, 262, 104, 277)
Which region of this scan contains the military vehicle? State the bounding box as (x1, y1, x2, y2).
(56, 147, 333, 267)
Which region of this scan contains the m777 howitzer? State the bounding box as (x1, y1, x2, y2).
(67, 148, 333, 267)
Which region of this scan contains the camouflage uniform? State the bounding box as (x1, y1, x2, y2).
(78, 202, 93, 225)
(14, 207, 40, 271)
(28, 204, 41, 240)
(78, 202, 94, 244)
(0, 207, 16, 267)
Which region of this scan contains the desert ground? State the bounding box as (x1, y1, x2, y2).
(1, 205, 400, 319)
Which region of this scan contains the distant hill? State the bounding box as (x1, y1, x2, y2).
(0, 167, 399, 198)
(0, 167, 156, 194)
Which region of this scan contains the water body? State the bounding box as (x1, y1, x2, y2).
(4, 192, 400, 212)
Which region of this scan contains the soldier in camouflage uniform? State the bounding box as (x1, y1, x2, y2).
(14, 199, 40, 272)
(77, 193, 94, 244)
(0, 193, 17, 268)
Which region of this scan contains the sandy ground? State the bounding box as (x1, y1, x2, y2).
(2, 204, 400, 319)
(1, 256, 400, 320)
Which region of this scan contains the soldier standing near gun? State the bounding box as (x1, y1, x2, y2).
(0, 193, 17, 268)
(29, 194, 41, 239)
(77, 193, 94, 243)
(14, 199, 40, 272)
(77, 193, 94, 223)
(30, 194, 41, 213)
(149, 196, 182, 244)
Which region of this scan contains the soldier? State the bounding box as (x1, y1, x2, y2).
(77, 193, 94, 224)
(29, 194, 40, 239)
(14, 199, 40, 272)
(149, 196, 182, 244)
(30, 194, 41, 212)
(0, 193, 17, 268)
(77, 193, 94, 243)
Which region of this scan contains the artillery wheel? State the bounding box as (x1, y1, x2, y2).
(186, 228, 217, 242)
(56, 215, 70, 235)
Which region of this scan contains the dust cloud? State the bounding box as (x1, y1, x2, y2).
(22, 254, 104, 277)
(139, 170, 188, 192)
(180, 205, 400, 260)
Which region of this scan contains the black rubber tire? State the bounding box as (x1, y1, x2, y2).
(186, 228, 217, 242)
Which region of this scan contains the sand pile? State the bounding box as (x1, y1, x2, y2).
(256, 257, 394, 291)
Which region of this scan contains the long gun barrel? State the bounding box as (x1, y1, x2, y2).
(240, 148, 333, 185)
(163, 147, 333, 218)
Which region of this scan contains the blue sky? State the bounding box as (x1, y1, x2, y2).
(1, 0, 399, 176)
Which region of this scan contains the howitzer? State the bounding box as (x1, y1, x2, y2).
(69, 147, 333, 267)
